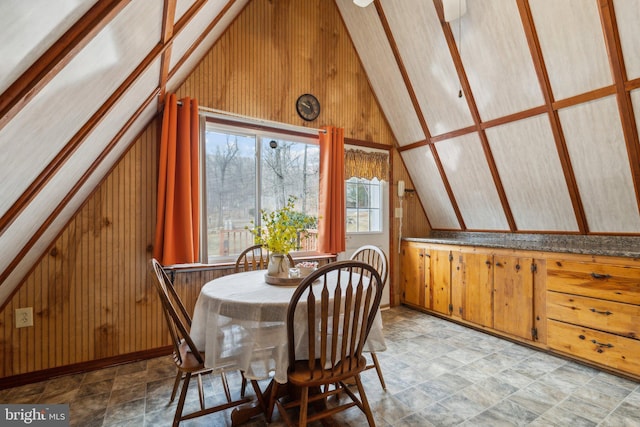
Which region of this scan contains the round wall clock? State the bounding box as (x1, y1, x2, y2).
(296, 94, 320, 121)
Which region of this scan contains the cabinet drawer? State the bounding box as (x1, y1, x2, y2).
(547, 292, 640, 338)
(548, 319, 640, 377)
(546, 259, 640, 304)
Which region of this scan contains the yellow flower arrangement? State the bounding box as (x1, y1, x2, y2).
(247, 196, 316, 254)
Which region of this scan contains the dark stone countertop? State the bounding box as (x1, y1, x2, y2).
(404, 231, 640, 259)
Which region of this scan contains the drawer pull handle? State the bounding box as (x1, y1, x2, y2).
(591, 339, 613, 349)
(590, 272, 612, 280)
(590, 308, 612, 316)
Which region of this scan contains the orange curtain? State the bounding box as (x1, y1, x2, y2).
(153, 94, 200, 265)
(318, 126, 345, 254)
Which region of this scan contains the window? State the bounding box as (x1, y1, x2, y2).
(202, 120, 320, 261)
(346, 177, 382, 233)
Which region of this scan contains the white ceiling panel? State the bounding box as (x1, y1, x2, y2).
(402, 147, 459, 229)
(457, 0, 543, 121)
(0, 0, 97, 94)
(381, 0, 473, 136)
(613, 0, 640, 80)
(559, 96, 640, 232)
(336, 0, 425, 146)
(175, 0, 198, 24)
(436, 133, 509, 230)
(170, 0, 231, 71)
(485, 114, 578, 231)
(0, 0, 162, 219)
(529, 0, 612, 100)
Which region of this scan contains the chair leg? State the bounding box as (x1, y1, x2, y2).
(197, 373, 205, 410)
(170, 371, 182, 403)
(220, 371, 232, 403)
(174, 372, 191, 427)
(299, 386, 309, 427)
(371, 352, 386, 390)
(240, 373, 247, 397)
(354, 375, 376, 427)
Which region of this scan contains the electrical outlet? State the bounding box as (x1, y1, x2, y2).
(395, 207, 403, 218)
(15, 307, 33, 328)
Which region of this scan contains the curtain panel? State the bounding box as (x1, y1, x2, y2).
(318, 126, 345, 254)
(153, 94, 200, 265)
(345, 149, 389, 181)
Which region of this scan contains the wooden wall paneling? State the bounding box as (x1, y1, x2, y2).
(613, 0, 640, 80)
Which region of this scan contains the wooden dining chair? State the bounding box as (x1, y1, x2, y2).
(273, 260, 384, 426)
(149, 259, 248, 426)
(350, 245, 388, 390)
(235, 244, 295, 273)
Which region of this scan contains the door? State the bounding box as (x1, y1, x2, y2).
(452, 250, 493, 327)
(430, 249, 451, 315)
(493, 255, 534, 339)
(401, 243, 425, 307)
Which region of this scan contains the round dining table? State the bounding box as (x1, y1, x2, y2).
(189, 269, 387, 384)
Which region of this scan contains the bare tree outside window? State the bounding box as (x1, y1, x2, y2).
(204, 128, 319, 260)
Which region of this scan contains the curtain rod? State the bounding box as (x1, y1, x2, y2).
(176, 102, 326, 135)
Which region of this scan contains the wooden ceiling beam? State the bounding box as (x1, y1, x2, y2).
(598, 0, 640, 219)
(0, 0, 131, 132)
(158, 0, 178, 108)
(515, 0, 588, 233)
(374, 0, 466, 230)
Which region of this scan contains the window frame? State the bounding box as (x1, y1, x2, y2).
(199, 114, 321, 263)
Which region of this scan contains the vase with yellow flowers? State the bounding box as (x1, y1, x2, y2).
(247, 196, 316, 277)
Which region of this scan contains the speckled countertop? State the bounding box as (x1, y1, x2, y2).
(404, 231, 640, 258)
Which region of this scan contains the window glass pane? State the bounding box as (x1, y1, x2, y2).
(204, 131, 256, 257)
(261, 138, 320, 250)
(204, 127, 320, 260)
(345, 177, 382, 233)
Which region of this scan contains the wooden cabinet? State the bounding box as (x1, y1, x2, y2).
(401, 242, 451, 315)
(493, 255, 534, 339)
(400, 240, 640, 380)
(430, 249, 452, 315)
(546, 258, 640, 377)
(451, 250, 493, 327)
(401, 242, 426, 307)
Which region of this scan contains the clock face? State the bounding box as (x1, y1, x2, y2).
(296, 94, 320, 121)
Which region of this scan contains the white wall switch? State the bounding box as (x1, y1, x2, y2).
(395, 207, 403, 218)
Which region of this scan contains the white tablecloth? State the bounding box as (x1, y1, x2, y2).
(190, 269, 386, 384)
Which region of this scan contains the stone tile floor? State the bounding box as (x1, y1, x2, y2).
(1, 306, 640, 426)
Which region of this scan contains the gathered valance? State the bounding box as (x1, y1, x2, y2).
(345, 149, 388, 181)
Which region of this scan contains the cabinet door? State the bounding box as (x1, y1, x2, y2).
(493, 255, 534, 339)
(431, 249, 451, 315)
(401, 243, 424, 306)
(452, 251, 493, 327)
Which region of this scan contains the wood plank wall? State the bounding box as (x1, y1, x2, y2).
(0, 0, 429, 381)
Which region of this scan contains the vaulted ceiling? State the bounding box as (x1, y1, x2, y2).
(1, 0, 640, 305)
